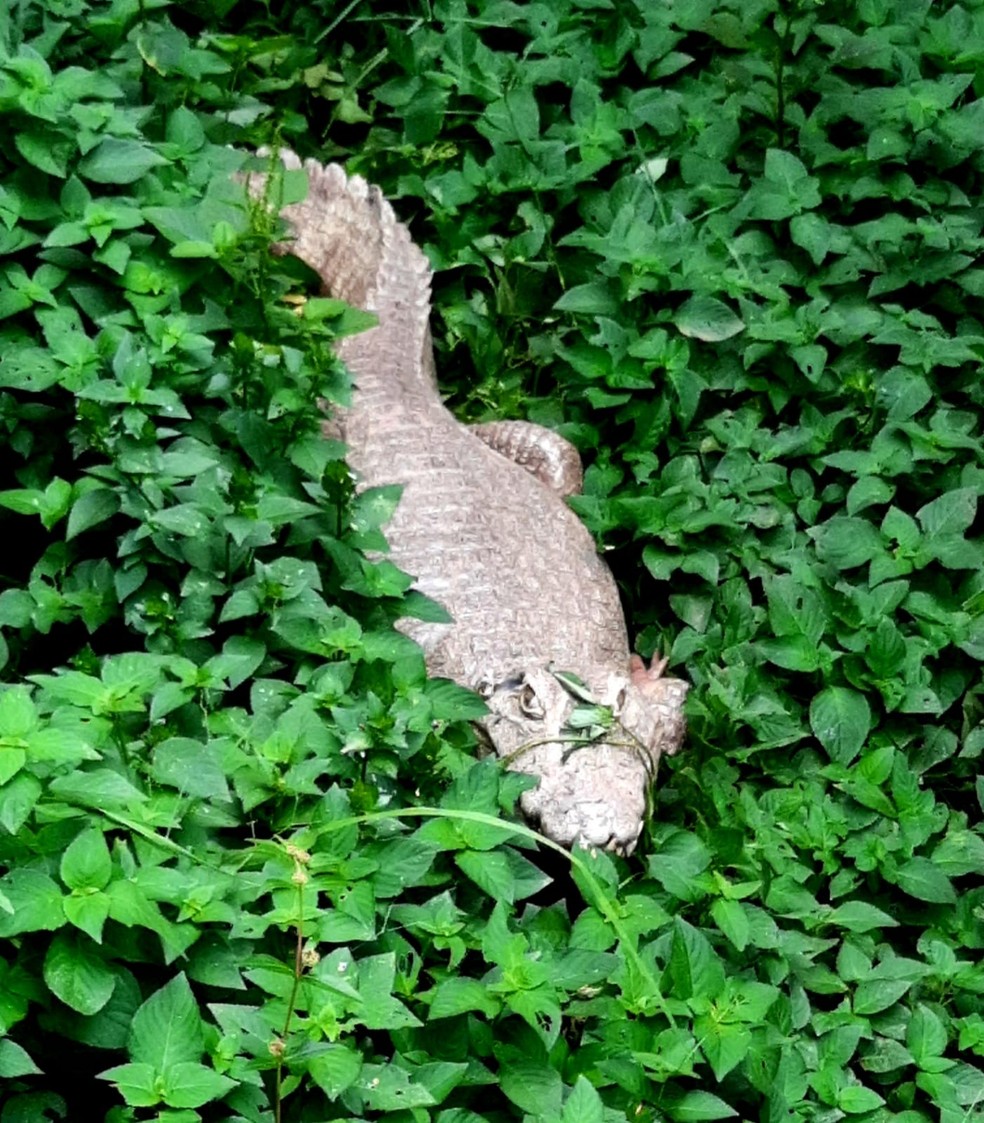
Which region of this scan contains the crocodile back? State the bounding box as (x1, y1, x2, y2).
(257, 153, 631, 690)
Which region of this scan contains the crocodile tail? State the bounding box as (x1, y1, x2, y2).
(249, 150, 435, 393)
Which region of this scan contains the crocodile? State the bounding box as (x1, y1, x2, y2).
(250, 152, 688, 853)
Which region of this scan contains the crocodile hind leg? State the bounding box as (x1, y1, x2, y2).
(469, 420, 584, 497)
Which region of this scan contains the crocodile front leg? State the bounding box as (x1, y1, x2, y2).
(469, 420, 584, 497)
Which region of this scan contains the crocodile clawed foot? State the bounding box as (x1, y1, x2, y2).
(629, 652, 670, 688)
(605, 833, 638, 858)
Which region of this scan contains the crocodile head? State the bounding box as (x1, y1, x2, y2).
(477, 657, 688, 854)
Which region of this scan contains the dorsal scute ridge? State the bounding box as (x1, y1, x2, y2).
(265, 150, 432, 320)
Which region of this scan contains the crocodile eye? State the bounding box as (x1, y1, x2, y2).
(519, 683, 545, 719)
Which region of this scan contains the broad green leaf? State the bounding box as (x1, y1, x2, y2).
(49, 769, 148, 810)
(548, 948, 619, 991)
(165, 106, 206, 153)
(648, 830, 712, 901)
(844, 916, 887, 969)
(410, 1061, 471, 1106)
(764, 148, 819, 196)
(507, 986, 562, 1049)
(858, 750, 894, 786)
(98, 1062, 159, 1107)
(0, 1039, 42, 1077)
(948, 1062, 984, 1106)
(666, 917, 725, 1001)
(217, 587, 259, 623)
(554, 282, 619, 315)
(79, 139, 168, 184)
(853, 978, 915, 1015)
(697, 1018, 751, 1081)
(0, 772, 41, 835)
(455, 847, 550, 902)
(308, 1045, 362, 1100)
(206, 636, 266, 690)
(860, 1037, 915, 1074)
(876, 367, 932, 420)
(354, 954, 422, 1030)
(365, 838, 439, 899)
(766, 875, 821, 920)
(867, 617, 906, 678)
(932, 829, 984, 877)
(867, 126, 909, 161)
(791, 343, 827, 382)
(757, 635, 821, 672)
(746, 148, 820, 218)
(61, 828, 113, 891)
(360, 1064, 436, 1111)
(351, 484, 403, 532)
(129, 974, 204, 1068)
(826, 900, 897, 933)
(790, 213, 834, 263)
(15, 129, 72, 177)
(710, 899, 750, 951)
(500, 1059, 562, 1116)
(0, 869, 64, 936)
(570, 907, 616, 952)
(29, 670, 105, 708)
(43, 930, 116, 1015)
(150, 739, 231, 801)
(151, 504, 210, 537)
(424, 677, 487, 720)
(895, 857, 956, 904)
(0, 591, 33, 629)
(810, 687, 871, 764)
(809, 516, 884, 569)
(665, 1090, 738, 1122)
(67, 488, 120, 540)
(316, 907, 372, 944)
(0, 744, 25, 786)
(562, 1076, 604, 1123)
(63, 892, 111, 944)
(253, 494, 319, 523)
(674, 295, 744, 342)
(907, 1004, 948, 1069)
(847, 476, 895, 516)
(429, 977, 501, 1020)
(160, 1061, 236, 1109)
(837, 1085, 885, 1113)
(726, 979, 780, 1022)
(0, 685, 37, 737)
(917, 488, 976, 539)
(839, 776, 895, 817)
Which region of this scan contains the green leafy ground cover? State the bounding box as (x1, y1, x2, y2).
(1, 1, 983, 1122)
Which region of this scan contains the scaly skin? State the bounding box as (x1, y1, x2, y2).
(249, 152, 688, 852)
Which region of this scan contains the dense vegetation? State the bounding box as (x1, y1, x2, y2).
(1, 1, 983, 1122)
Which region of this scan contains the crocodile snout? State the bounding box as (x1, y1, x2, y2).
(515, 731, 654, 855)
